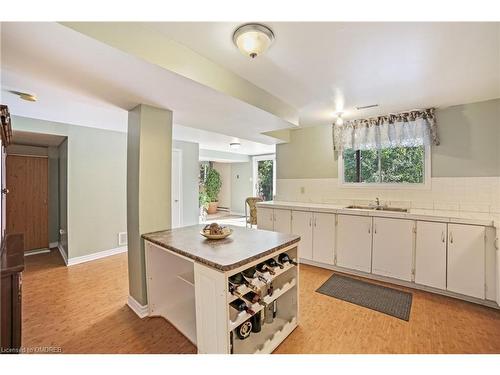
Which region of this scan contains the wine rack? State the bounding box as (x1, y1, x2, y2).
(227, 247, 299, 354)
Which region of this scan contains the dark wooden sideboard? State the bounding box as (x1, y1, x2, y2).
(1, 233, 24, 354)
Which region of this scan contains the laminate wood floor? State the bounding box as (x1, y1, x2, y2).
(22, 250, 500, 354)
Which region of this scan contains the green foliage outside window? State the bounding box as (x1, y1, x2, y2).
(343, 146, 424, 184)
(257, 160, 274, 201)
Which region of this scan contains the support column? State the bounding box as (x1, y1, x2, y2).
(127, 104, 172, 306)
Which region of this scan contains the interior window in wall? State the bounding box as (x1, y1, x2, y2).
(333, 108, 438, 186)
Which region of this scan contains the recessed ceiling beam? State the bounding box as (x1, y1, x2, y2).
(61, 22, 299, 127)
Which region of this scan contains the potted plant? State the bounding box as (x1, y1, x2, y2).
(199, 190, 210, 221)
(204, 167, 222, 214)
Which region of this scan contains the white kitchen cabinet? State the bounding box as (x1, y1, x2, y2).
(257, 208, 291, 233)
(447, 223, 485, 299)
(257, 207, 274, 231)
(312, 212, 335, 265)
(415, 221, 447, 289)
(274, 209, 292, 233)
(291, 211, 313, 260)
(336, 214, 373, 273)
(372, 217, 414, 281)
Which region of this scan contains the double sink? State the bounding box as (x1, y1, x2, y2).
(345, 205, 409, 213)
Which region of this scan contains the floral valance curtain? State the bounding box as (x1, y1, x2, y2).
(332, 108, 439, 151)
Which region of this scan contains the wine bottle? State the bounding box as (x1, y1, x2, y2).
(278, 253, 298, 266)
(228, 282, 244, 298)
(257, 261, 276, 276)
(230, 298, 255, 315)
(236, 319, 253, 340)
(251, 311, 262, 333)
(243, 291, 261, 304)
(266, 257, 283, 270)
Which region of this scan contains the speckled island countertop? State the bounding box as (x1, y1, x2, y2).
(142, 224, 300, 272)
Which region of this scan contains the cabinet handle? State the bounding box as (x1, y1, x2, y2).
(449, 231, 453, 244)
(309, 217, 312, 227)
(368, 225, 371, 234)
(314, 217, 317, 227)
(441, 231, 445, 243)
(374, 224, 377, 234)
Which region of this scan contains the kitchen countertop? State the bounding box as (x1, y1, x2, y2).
(142, 224, 300, 272)
(256, 200, 500, 229)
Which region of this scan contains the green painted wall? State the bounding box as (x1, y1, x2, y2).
(47, 146, 60, 244)
(230, 161, 254, 214)
(58, 139, 68, 258)
(432, 99, 500, 177)
(277, 98, 500, 179)
(11, 116, 127, 259)
(276, 125, 338, 179)
(127, 104, 172, 306)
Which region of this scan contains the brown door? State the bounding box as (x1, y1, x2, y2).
(6, 155, 49, 251)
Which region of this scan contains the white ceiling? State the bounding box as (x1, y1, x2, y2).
(2, 21, 499, 153)
(0, 22, 293, 144)
(174, 124, 274, 155)
(147, 22, 500, 125)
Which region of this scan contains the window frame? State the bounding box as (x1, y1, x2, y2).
(338, 144, 432, 190)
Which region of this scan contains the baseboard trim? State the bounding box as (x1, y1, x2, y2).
(67, 246, 127, 266)
(127, 295, 148, 319)
(300, 258, 500, 309)
(57, 243, 68, 265)
(49, 241, 58, 248)
(24, 248, 51, 256)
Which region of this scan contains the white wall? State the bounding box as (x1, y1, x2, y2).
(230, 161, 254, 215)
(173, 140, 199, 226)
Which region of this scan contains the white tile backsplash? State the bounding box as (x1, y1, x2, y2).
(276, 177, 500, 214)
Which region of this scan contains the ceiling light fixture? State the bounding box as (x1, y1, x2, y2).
(9, 90, 37, 102)
(233, 23, 275, 59)
(230, 142, 241, 150)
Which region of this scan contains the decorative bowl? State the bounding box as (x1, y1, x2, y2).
(200, 227, 233, 240)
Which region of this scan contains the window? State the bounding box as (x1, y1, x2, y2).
(341, 145, 429, 186)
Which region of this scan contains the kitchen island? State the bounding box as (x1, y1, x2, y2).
(142, 224, 300, 354)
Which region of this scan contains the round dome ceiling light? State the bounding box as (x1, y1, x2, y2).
(229, 142, 241, 150)
(233, 23, 275, 59)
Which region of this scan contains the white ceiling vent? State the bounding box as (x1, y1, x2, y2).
(118, 232, 128, 246)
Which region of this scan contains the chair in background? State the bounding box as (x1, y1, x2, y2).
(245, 197, 263, 228)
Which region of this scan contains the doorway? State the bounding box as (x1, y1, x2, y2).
(5, 131, 67, 257)
(6, 155, 49, 251)
(252, 154, 276, 201)
(172, 148, 182, 228)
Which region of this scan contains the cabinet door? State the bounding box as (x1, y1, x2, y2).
(372, 217, 414, 281)
(447, 224, 485, 299)
(257, 207, 274, 231)
(291, 211, 313, 260)
(273, 209, 291, 233)
(336, 215, 372, 273)
(415, 221, 447, 290)
(312, 212, 335, 265)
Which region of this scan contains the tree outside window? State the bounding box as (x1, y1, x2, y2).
(343, 146, 424, 184)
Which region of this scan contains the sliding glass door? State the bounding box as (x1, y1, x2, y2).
(252, 155, 276, 201)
